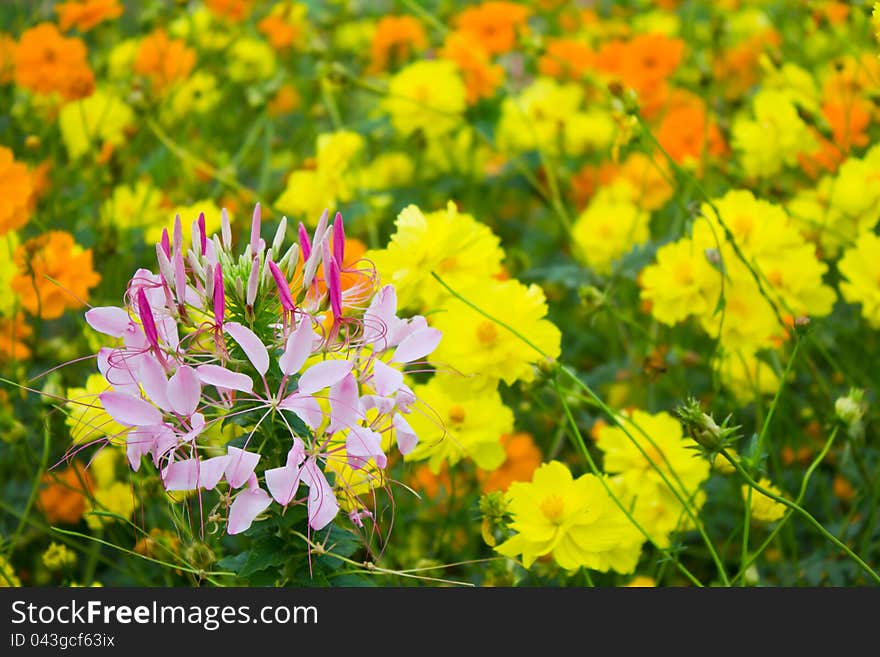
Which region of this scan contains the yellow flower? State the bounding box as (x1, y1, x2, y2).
(144, 199, 224, 247)
(42, 542, 77, 570)
(744, 478, 786, 522)
(840, 232, 880, 328)
(732, 89, 815, 179)
(596, 409, 710, 547)
(107, 38, 139, 79)
(0, 555, 20, 587)
(405, 374, 513, 474)
(365, 201, 504, 311)
(572, 183, 650, 275)
(496, 461, 643, 573)
(101, 180, 165, 232)
(382, 60, 466, 137)
(718, 350, 780, 403)
(358, 152, 415, 191)
(227, 37, 277, 82)
(275, 130, 365, 225)
(58, 88, 134, 160)
(496, 77, 585, 156)
(0, 231, 20, 316)
(564, 109, 616, 156)
(169, 7, 233, 51)
(66, 373, 127, 445)
(162, 72, 221, 123)
(640, 236, 721, 326)
(430, 278, 561, 387)
(85, 481, 137, 530)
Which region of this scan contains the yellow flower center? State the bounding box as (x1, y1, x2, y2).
(438, 256, 458, 272)
(673, 260, 694, 286)
(448, 405, 466, 425)
(540, 495, 565, 523)
(476, 321, 498, 345)
(733, 214, 754, 240)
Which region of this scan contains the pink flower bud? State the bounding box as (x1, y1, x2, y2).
(332, 212, 345, 268)
(137, 288, 160, 352)
(298, 222, 311, 262)
(268, 259, 296, 311)
(213, 263, 225, 327)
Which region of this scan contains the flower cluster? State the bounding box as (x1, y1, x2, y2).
(80, 205, 440, 535)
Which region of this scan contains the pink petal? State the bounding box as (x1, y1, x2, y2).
(328, 373, 363, 433)
(99, 391, 162, 426)
(300, 458, 339, 531)
(150, 425, 178, 467)
(363, 285, 400, 348)
(196, 364, 254, 393)
(198, 455, 231, 490)
(163, 459, 200, 491)
(346, 425, 387, 470)
(278, 392, 324, 429)
(224, 322, 269, 376)
(278, 318, 316, 376)
(297, 359, 354, 395)
(225, 447, 260, 489)
(138, 355, 172, 411)
(371, 359, 403, 396)
(227, 485, 272, 535)
(85, 307, 131, 338)
(125, 428, 155, 471)
(391, 327, 442, 363)
(392, 413, 418, 455)
(98, 348, 142, 396)
(167, 365, 201, 416)
(263, 443, 305, 508)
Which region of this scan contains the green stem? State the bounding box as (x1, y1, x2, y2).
(732, 427, 838, 585)
(721, 448, 880, 585)
(8, 421, 50, 555)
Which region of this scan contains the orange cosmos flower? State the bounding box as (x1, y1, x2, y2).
(439, 30, 504, 104)
(38, 463, 94, 525)
(258, 9, 304, 51)
(268, 83, 301, 116)
(13, 23, 95, 100)
(0, 147, 33, 235)
(453, 2, 530, 56)
(55, 0, 123, 32)
(657, 93, 726, 167)
(11, 231, 101, 320)
(204, 0, 253, 22)
(0, 313, 31, 362)
(135, 29, 196, 93)
(822, 98, 871, 153)
(478, 433, 542, 493)
(538, 39, 595, 81)
(369, 16, 427, 74)
(712, 30, 781, 100)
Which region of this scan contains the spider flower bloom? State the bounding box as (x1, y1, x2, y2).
(76, 205, 440, 537)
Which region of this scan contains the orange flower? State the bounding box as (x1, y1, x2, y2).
(439, 30, 504, 104)
(453, 2, 530, 56)
(538, 39, 595, 81)
(596, 34, 684, 119)
(478, 433, 542, 493)
(56, 0, 123, 32)
(0, 33, 15, 84)
(258, 13, 301, 51)
(369, 16, 427, 74)
(798, 128, 844, 179)
(410, 463, 452, 500)
(712, 31, 780, 100)
(822, 98, 871, 153)
(27, 160, 52, 212)
(38, 463, 94, 525)
(204, 0, 253, 22)
(268, 83, 301, 116)
(657, 93, 726, 167)
(11, 231, 101, 320)
(0, 147, 33, 235)
(13, 23, 95, 100)
(134, 29, 196, 93)
(0, 313, 31, 362)
(568, 162, 619, 210)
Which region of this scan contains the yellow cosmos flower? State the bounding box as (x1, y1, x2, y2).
(58, 88, 134, 160)
(405, 374, 512, 474)
(496, 461, 643, 573)
(365, 201, 504, 312)
(382, 60, 466, 138)
(744, 478, 786, 523)
(429, 278, 561, 388)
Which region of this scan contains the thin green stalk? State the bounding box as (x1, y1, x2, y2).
(732, 427, 838, 585)
(720, 449, 880, 585)
(8, 421, 50, 555)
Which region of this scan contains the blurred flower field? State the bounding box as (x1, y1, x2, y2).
(1, 0, 880, 588)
